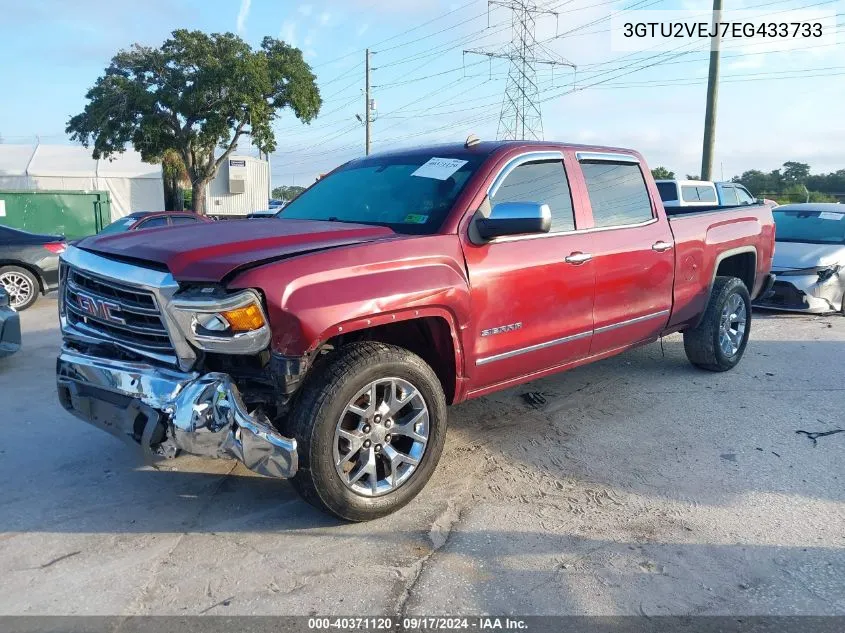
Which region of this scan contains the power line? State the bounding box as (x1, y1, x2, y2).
(310, 0, 483, 69)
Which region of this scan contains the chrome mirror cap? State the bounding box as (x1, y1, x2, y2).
(476, 202, 552, 240)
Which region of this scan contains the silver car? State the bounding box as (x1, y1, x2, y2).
(755, 203, 845, 314)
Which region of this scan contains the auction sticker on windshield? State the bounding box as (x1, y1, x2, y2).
(819, 212, 844, 221)
(412, 157, 468, 180)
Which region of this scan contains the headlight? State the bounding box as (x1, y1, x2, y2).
(168, 289, 271, 354)
(817, 265, 841, 283)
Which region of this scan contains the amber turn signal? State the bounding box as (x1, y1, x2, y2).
(220, 302, 266, 332)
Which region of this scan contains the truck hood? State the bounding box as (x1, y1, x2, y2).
(77, 219, 397, 282)
(772, 241, 845, 271)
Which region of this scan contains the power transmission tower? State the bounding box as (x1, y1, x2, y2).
(465, 1, 575, 141)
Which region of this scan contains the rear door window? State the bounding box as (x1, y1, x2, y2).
(491, 160, 575, 232)
(581, 162, 654, 227)
(720, 186, 739, 205)
(736, 187, 754, 204)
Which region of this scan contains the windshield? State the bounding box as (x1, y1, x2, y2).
(773, 209, 845, 245)
(99, 217, 137, 235)
(278, 153, 484, 234)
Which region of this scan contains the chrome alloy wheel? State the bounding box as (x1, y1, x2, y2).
(719, 292, 747, 357)
(0, 272, 34, 309)
(333, 377, 429, 497)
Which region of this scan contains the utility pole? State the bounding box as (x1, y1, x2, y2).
(365, 48, 371, 155)
(465, 1, 575, 141)
(700, 0, 722, 181)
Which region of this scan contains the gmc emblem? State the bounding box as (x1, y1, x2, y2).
(76, 292, 126, 325)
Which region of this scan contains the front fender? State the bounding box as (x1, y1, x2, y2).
(229, 234, 471, 371)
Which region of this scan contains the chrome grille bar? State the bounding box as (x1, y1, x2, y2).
(62, 264, 176, 357)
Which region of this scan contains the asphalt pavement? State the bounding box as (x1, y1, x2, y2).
(0, 297, 842, 616)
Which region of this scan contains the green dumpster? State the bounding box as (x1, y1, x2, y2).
(0, 190, 111, 239)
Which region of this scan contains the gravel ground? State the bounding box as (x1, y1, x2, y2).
(0, 297, 842, 616)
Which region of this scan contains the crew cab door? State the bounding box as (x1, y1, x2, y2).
(461, 151, 595, 392)
(573, 153, 674, 355)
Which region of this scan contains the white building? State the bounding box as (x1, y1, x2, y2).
(0, 143, 164, 218)
(206, 155, 270, 216)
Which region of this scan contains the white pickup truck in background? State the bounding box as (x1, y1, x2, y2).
(656, 179, 757, 208)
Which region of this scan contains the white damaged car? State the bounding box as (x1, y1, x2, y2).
(755, 203, 845, 314)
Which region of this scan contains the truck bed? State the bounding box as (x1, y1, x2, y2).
(667, 202, 775, 329)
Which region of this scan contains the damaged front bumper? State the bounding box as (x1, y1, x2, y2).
(753, 269, 844, 314)
(56, 348, 297, 478)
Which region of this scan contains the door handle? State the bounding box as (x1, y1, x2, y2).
(652, 241, 673, 252)
(565, 252, 593, 265)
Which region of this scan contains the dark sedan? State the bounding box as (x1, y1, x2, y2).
(99, 211, 212, 234)
(0, 286, 21, 357)
(0, 225, 66, 310)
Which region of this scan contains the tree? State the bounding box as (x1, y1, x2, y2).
(272, 185, 306, 201)
(67, 30, 321, 215)
(685, 174, 701, 181)
(650, 166, 674, 180)
(782, 161, 810, 186)
(775, 184, 836, 205)
(159, 149, 188, 211)
(732, 169, 771, 196)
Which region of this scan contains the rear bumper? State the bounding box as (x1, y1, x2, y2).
(56, 348, 297, 478)
(0, 306, 21, 357)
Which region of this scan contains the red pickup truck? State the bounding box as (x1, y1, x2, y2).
(57, 140, 774, 520)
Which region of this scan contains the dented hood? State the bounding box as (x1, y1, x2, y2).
(77, 218, 396, 282)
(772, 241, 845, 271)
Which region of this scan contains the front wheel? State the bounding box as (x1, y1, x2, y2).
(289, 342, 448, 521)
(683, 276, 751, 372)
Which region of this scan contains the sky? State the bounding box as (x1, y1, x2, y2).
(0, 0, 843, 187)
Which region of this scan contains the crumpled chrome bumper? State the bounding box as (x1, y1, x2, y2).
(56, 348, 297, 478)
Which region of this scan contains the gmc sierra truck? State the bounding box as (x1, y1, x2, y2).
(57, 140, 775, 521)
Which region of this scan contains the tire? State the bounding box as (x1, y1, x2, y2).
(0, 265, 40, 311)
(684, 276, 751, 372)
(289, 342, 448, 521)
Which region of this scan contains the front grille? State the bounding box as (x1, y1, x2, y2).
(63, 265, 176, 356)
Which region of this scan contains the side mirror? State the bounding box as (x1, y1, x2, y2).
(476, 202, 552, 240)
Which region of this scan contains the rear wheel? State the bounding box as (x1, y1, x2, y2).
(684, 276, 751, 372)
(0, 266, 39, 311)
(289, 342, 448, 521)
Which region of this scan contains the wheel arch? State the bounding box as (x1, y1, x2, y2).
(693, 247, 757, 328)
(315, 308, 464, 404)
(714, 247, 757, 293)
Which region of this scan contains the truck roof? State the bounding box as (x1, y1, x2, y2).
(354, 139, 641, 162)
(655, 179, 717, 187)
